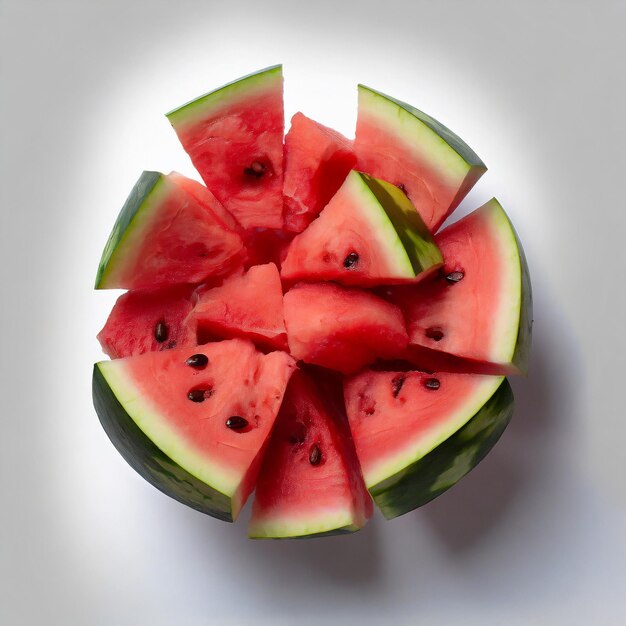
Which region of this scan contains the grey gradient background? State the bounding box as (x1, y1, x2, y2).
(2, 0, 625, 624)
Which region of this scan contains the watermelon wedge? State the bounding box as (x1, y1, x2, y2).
(390, 198, 532, 375)
(249, 370, 372, 539)
(355, 85, 487, 232)
(97, 285, 196, 359)
(167, 66, 284, 230)
(95, 171, 245, 290)
(344, 369, 513, 519)
(283, 112, 356, 233)
(283, 282, 408, 374)
(93, 340, 295, 521)
(281, 170, 443, 286)
(191, 263, 288, 351)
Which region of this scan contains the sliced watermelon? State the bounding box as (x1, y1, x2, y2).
(390, 198, 532, 375)
(95, 171, 245, 290)
(167, 66, 284, 230)
(191, 263, 287, 351)
(344, 369, 513, 519)
(281, 170, 443, 286)
(283, 282, 408, 374)
(283, 112, 356, 233)
(249, 370, 372, 539)
(93, 339, 295, 521)
(97, 285, 196, 359)
(355, 85, 487, 232)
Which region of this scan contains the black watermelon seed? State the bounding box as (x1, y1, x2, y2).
(186, 353, 209, 369)
(309, 444, 322, 466)
(344, 252, 359, 269)
(391, 374, 406, 398)
(226, 415, 248, 430)
(244, 161, 266, 178)
(445, 271, 465, 284)
(188, 388, 212, 402)
(424, 377, 441, 390)
(425, 327, 444, 342)
(154, 321, 168, 343)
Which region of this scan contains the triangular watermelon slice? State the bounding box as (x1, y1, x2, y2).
(191, 263, 288, 351)
(95, 171, 245, 290)
(249, 370, 372, 538)
(93, 339, 296, 521)
(167, 66, 284, 230)
(281, 170, 443, 286)
(389, 198, 532, 375)
(283, 112, 356, 233)
(355, 85, 487, 232)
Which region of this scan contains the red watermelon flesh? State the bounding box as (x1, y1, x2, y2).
(242, 228, 295, 269)
(249, 369, 372, 538)
(283, 282, 408, 374)
(191, 263, 288, 351)
(97, 285, 196, 359)
(166, 66, 284, 230)
(283, 112, 356, 233)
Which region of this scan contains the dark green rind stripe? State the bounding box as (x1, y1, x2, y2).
(370, 378, 514, 519)
(250, 525, 359, 540)
(95, 171, 162, 289)
(360, 173, 443, 274)
(511, 231, 533, 375)
(359, 85, 487, 169)
(92, 364, 233, 522)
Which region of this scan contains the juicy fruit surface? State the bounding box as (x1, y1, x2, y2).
(167, 66, 284, 230)
(283, 112, 356, 233)
(249, 371, 372, 538)
(283, 282, 408, 374)
(192, 263, 288, 351)
(97, 285, 196, 359)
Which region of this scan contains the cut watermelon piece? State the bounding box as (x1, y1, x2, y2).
(191, 263, 287, 351)
(390, 198, 532, 375)
(344, 369, 513, 519)
(249, 370, 372, 539)
(97, 285, 196, 359)
(93, 340, 295, 521)
(283, 112, 356, 233)
(281, 170, 443, 286)
(355, 85, 487, 232)
(283, 282, 408, 374)
(167, 66, 284, 230)
(95, 171, 245, 290)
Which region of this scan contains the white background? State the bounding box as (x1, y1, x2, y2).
(2, 1, 625, 624)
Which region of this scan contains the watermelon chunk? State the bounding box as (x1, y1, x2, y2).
(97, 285, 196, 359)
(283, 282, 408, 374)
(344, 369, 513, 519)
(249, 370, 372, 539)
(390, 198, 532, 375)
(167, 66, 284, 230)
(191, 263, 288, 351)
(281, 170, 443, 286)
(355, 85, 487, 232)
(95, 171, 245, 290)
(93, 340, 295, 521)
(283, 112, 356, 233)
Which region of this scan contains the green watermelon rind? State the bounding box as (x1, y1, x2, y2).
(166, 65, 282, 128)
(369, 377, 514, 519)
(248, 511, 364, 540)
(92, 362, 236, 522)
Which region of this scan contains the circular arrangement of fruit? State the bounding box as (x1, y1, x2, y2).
(93, 65, 532, 539)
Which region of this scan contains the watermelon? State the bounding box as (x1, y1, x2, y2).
(283, 282, 408, 374)
(93, 340, 295, 521)
(344, 369, 513, 519)
(355, 85, 487, 232)
(167, 66, 284, 230)
(95, 171, 245, 290)
(283, 112, 356, 233)
(191, 263, 288, 351)
(281, 170, 443, 286)
(389, 198, 532, 375)
(97, 285, 196, 359)
(249, 370, 372, 538)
